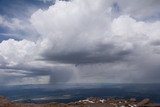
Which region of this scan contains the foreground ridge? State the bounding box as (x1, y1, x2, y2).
(0, 96, 160, 107)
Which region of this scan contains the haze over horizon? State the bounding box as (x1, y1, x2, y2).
(0, 0, 160, 85)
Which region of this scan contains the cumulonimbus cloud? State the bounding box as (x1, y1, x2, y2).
(1, 0, 160, 84)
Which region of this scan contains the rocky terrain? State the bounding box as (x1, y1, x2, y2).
(0, 96, 160, 107)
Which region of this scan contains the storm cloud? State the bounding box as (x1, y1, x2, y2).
(0, 0, 160, 85)
(42, 43, 131, 64)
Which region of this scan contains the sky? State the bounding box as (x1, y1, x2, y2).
(0, 0, 160, 85)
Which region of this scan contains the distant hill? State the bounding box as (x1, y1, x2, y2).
(1, 95, 160, 107)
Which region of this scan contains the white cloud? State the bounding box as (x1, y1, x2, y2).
(112, 0, 160, 20)
(30, 0, 130, 62)
(0, 39, 37, 67)
(112, 15, 160, 38)
(1, 0, 160, 84)
(0, 15, 38, 40)
(30, 0, 160, 83)
(0, 16, 25, 31)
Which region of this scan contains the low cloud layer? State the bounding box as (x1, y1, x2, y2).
(0, 0, 160, 85)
